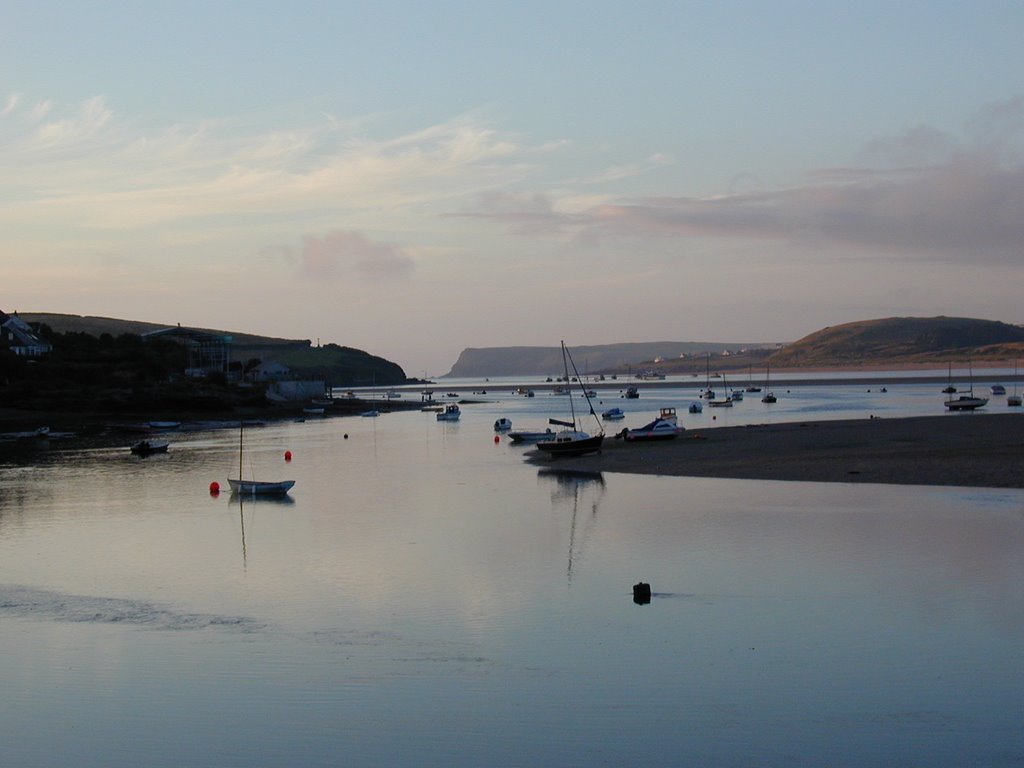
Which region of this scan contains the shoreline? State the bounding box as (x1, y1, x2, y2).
(525, 413, 1024, 489)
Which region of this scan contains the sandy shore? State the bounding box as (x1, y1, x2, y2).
(525, 413, 1024, 488)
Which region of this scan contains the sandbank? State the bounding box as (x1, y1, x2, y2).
(525, 413, 1024, 489)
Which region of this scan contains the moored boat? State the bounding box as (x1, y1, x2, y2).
(494, 417, 513, 431)
(623, 418, 684, 442)
(436, 404, 461, 421)
(130, 439, 169, 456)
(602, 407, 626, 421)
(537, 342, 605, 458)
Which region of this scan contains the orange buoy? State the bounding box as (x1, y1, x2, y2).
(284, 450, 292, 461)
(209, 481, 220, 495)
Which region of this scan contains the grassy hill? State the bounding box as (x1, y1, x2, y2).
(768, 317, 1024, 368)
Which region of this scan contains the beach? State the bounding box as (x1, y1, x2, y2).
(526, 413, 1024, 488)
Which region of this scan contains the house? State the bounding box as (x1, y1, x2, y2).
(0, 311, 52, 357)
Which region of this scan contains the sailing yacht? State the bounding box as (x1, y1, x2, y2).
(537, 342, 605, 457)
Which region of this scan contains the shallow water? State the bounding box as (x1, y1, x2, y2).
(2, 384, 1023, 767)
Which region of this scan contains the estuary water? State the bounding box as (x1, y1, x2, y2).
(2, 378, 1023, 767)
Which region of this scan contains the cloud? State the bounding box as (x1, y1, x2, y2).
(297, 230, 415, 281)
(459, 97, 1024, 265)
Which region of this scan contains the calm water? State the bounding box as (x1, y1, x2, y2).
(2, 380, 1023, 767)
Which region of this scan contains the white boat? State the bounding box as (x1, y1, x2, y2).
(623, 417, 684, 442)
(228, 421, 294, 496)
(731, 390, 744, 401)
(658, 407, 678, 424)
(494, 417, 513, 431)
(688, 401, 703, 413)
(945, 359, 987, 411)
(148, 421, 181, 430)
(360, 409, 379, 417)
(537, 342, 605, 458)
(602, 407, 626, 421)
(944, 395, 989, 411)
(436, 404, 461, 421)
(508, 428, 556, 444)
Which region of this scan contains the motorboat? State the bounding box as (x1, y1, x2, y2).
(658, 407, 678, 424)
(991, 384, 1006, 395)
(360, 409, 379, 417)
(623, 418, 684, 442)
(130, 439, 169, 456)
(624, 386, 639, 399)
(688, 401, 703, 413)
(494, 417, 513, 431)
(601, 407, 626, 421)
(436, 404, 461, 421)
(731, 390, 744, 402)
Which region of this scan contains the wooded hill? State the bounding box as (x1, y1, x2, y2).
(19, 313, 409, 386)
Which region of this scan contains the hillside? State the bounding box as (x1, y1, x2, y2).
(19, 313, 409, 385)
(768, 316, 1024, 368)
(445, 341, 776, 377)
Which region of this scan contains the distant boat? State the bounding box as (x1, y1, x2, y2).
(688, 401, 703, 413)
(360, 409, 379, 417)
(227, 421, 294, 496)
(702, 353, 715, 400)
(942, 361, 957, 394)
(537, 342, 605, 458)
(130, 439, 169, 456)
(1009, 360, 1022, 407)
(494, 417, 513, 431)
(624, 386, 639, 399)
(991, 384, 1006, 395)
(601, 407, 626, 421)
(944, 359, 987, 411)
(436, 403, 461, 421)
(761, 365, 777, 404)
(508, 428, 555, 444)
(623, 418, 684, 442)
(744, 365, 762, 393)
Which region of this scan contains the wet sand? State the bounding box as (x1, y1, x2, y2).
(525, 413, 1024, 488)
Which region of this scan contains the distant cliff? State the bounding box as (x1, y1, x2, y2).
(444, 342, 774, 377)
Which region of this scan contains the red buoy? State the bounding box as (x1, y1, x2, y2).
(494, 435, 500, 444)
(284, 450, 292, 461)
(209, 481, 220, 495)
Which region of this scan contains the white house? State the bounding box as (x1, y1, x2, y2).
(0, 311, 52, 357)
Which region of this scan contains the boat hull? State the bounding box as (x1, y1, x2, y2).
(944, 397, 988, 411)
(536, 433, 604, 457)
(227, 478, 296, 495)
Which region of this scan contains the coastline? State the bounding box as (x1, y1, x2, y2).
(525, 413, 1024, 489)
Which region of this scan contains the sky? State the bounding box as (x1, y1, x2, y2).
(3, 1, 1024, 375)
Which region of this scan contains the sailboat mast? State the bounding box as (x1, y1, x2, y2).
(561, 341, 578, 429)
(238, 420, 244, 481)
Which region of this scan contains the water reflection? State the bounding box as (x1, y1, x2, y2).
(538, 469, 606, 583)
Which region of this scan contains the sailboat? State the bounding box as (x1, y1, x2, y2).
(708, 373, 733, 407)
(1008, 360, 1021, 407)
(942, 361, 957, 394)
(227, 421, 295, 496)
(944, 358, 988, 411)
(761, 364, 777, 403)
(537, 342, 605, 457)
(702, 352, 716, 400)
(744, 364, 762, 393)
